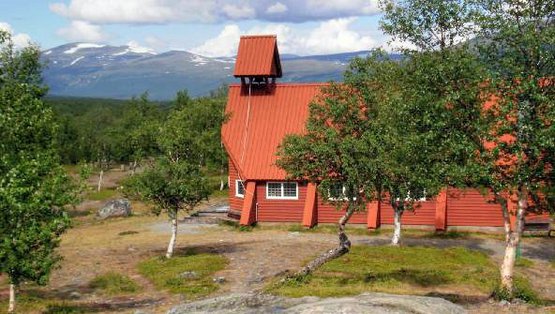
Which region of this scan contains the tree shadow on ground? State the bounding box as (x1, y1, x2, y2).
(43, 297, 164, 313)
(425, 292, 487, 305)
(362, 268, 452, 287)
(19, 286, 164, 313)
(521, 237, 555, 262)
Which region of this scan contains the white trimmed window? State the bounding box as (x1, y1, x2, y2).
(235, 180, 245, 198)
(328, 183, 347, 200)
(266, 182, 298, 200)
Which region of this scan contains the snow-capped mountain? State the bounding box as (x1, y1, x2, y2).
(41, 42, 384, 100)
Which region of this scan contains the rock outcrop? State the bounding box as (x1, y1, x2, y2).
(97, 199, 132, 219)
(168, 292, 466, 314)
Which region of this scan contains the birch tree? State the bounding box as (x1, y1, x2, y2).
(124, 159, 209, 258)
(0, 31, 76, 313)
(472, 0, 555, 297)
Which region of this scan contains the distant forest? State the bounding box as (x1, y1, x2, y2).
(47, 87, 228, 173)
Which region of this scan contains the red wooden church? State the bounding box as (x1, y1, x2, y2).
(221, 35, 547, 231)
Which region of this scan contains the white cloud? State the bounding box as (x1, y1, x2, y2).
(56, 20, 108, 42)
(144, 36, 168, 51)
(266, 2, 287, 14)
(191, 18, 378, 57)
(306, 0, 379, 15)
(0, 22, 32, 48)
(303, 18, 375, 55)
(190, 25, 241, 57)
(126, 40, 156, 54)
(49, 0, 381, 24)
(50, 0, 218, 24)
(222, 4, 255, 19)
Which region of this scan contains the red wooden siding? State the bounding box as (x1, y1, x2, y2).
(255, 181, 306, 222)
(379, 199, 437, 226)
(228, 160, 244, 217)
(317, 200, 367, 224)
(446, 188, 504, 227)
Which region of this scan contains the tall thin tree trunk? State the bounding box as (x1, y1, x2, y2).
(500, 186, 527, 296)
(132, 159, 138, 175)
(219, 166, 225, 191)
(391, 207, 403, 246)
(166, 218, 178, 258)
(8, 284, 15, 313)
(97, 169, 103, 192)
(496, 194, 512, 243)
(294, 205, 355, 277)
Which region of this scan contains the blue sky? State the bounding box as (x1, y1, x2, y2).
(0, 0, 390, 56)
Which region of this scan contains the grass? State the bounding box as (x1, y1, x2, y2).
(492, 277, 541, 304)
(89, 272, 141, 295)
(218, 221, 508, 240)
(86, 188, 119, 201)
(0, 289, 84, 314)
(138, 250, 227, 298)
(515, 257, 535, 268)
(269, 245, 502, 298)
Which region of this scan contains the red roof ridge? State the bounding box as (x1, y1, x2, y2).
(229, 82, 330, 87)
(240, 34, 277, 38)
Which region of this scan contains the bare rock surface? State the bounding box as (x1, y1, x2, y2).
(168, 292, 466, 314)
(97, 198, 132, 219)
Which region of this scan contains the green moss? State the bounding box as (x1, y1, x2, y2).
(89, 272, 141, 295)
(269, 245, 502, 298)
(138, 250, 227, 298)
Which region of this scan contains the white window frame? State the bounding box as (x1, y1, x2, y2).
(328, 184, 348, 201)
(265, 182, 299, 200)
(327, 184, 357, 201)
(235, 179, 245, 198)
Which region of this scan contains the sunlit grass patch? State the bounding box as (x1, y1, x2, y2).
(269, 245, 503, 298)
(138, 250, 227, 298)
(89, 272, 141, 295)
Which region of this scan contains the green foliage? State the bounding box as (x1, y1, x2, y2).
(380, 0, 476, 51)
(89, 272, 141, 295)
(270, 246, 502, 298)
(0, 30, 76, 291)
(472, 0, 555, 213)
(137, 251, 227, 297)
(124, 158, 210, 218)
(161, 88, 228, 171)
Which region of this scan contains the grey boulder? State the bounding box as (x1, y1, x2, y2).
(97, 199, 132, 219)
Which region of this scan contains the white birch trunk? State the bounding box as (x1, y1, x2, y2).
(391, 208, 403, 246)
(496, 194, 512, 243)
(166, 218, 178, 258)
(97, 169, 104, 192)
(219, 166, 225, 191)
(500, 187, 527, 295)
(8, 284, 15, 313)
(132, 160, 138, 175)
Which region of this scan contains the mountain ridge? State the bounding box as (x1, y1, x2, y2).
(41, 42, 392, 100)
